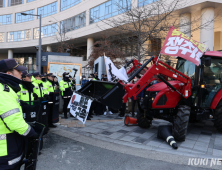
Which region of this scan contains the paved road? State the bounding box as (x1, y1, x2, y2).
(58, 116, 222, 158)
(36, 133, 219, 170)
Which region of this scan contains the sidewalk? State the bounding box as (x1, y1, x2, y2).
(56, 113, 222, 158)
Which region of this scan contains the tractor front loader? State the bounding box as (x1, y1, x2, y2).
(78, 51, 222, 141)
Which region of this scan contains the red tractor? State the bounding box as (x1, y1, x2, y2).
(78, 51, 222, 141)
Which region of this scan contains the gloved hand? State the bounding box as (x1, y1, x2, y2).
(33, 93, 38, 100)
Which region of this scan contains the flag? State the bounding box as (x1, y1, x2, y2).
(104, 56, 128, 82)
(160, 26, 207, 65)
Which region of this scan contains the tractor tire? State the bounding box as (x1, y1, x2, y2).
(136, 109, 152, 128)
(214, 100, 222, 132)
(173, 105, 190, 141)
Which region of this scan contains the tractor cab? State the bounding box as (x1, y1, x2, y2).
(176, 52, 222, 109)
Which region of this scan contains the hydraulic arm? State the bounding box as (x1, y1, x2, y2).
(122, 56, 192, 103)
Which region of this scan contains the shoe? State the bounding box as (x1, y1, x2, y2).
(109, 111, 113, 115)
(64, 116, 68, 119)
(49, 124, 57, 128)
(89, 115, 93, 118)
(104, 112, 107, 115)
(87, 117, 91, 120)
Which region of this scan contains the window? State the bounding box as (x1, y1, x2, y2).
(0, 0, 5, 8)
(199, 58, 222, 107)
(0, 33, 4, 42)
(8, 0, 23, 6)
(60, 12, 86, 33)
(61, 0, 80, 11)
(34, 23, 57, 39)
(37, 2, 57, 18)
(14, 54, 37, 73)
(138, 0, 157, 7)
(15, 9, 35, 23)
(0, 14, 12, 25)
(27, 0, 35, 2)
(90, 0, 131, 24)
(7, 29, 31, 42)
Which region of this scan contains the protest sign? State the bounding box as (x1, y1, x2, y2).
(68, 92, 92, 124)
(160, 26, 207, 65)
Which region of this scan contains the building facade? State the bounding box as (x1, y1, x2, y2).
(0, 0, 221, 71)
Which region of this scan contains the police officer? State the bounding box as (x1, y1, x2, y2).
(41, 73, 49, 95)
(60, 72, 72, 119)
(18, 71, 40, 122)
(46, 73, 56, 127)
(0, 59, 37, 170)
(18, 71, 38, 104)
(31, 72, 45, 99)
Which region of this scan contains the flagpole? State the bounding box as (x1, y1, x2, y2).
(103, 55, 109, 81)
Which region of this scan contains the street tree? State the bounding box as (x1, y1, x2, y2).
(88, 37, 125, 68)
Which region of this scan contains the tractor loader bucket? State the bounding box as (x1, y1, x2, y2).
(77, 81, 125, 110)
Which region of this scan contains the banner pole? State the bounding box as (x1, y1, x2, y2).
(104, 56, 109, 81)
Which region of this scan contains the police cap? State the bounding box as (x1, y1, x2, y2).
(0, 59, 27, 72)
(33, 72, 41, 77)
(42, 72, 47, 77)
(22, 71, 32, 78)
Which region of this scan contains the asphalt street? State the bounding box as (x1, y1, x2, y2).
(36, 133, 214, 170)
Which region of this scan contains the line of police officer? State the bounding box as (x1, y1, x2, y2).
(0, 59, 76, 170)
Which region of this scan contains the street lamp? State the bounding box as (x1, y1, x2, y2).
(21, 12, 42, 73)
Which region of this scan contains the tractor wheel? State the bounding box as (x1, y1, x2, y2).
(136, 109, 152, 128)
(214, 100, 222, 132)
(173, 105, 190, 141)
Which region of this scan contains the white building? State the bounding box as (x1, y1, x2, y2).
(0, 0, 222, 72)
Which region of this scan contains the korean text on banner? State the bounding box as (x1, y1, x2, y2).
(104, 56, 128, 82)
(68, 92, 92, 124)
(160, 26, 207, 66)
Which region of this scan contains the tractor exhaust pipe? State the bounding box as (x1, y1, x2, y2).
(128, 56, 153, 82)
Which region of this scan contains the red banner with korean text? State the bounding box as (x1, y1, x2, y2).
(160, 26, 207, 65)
